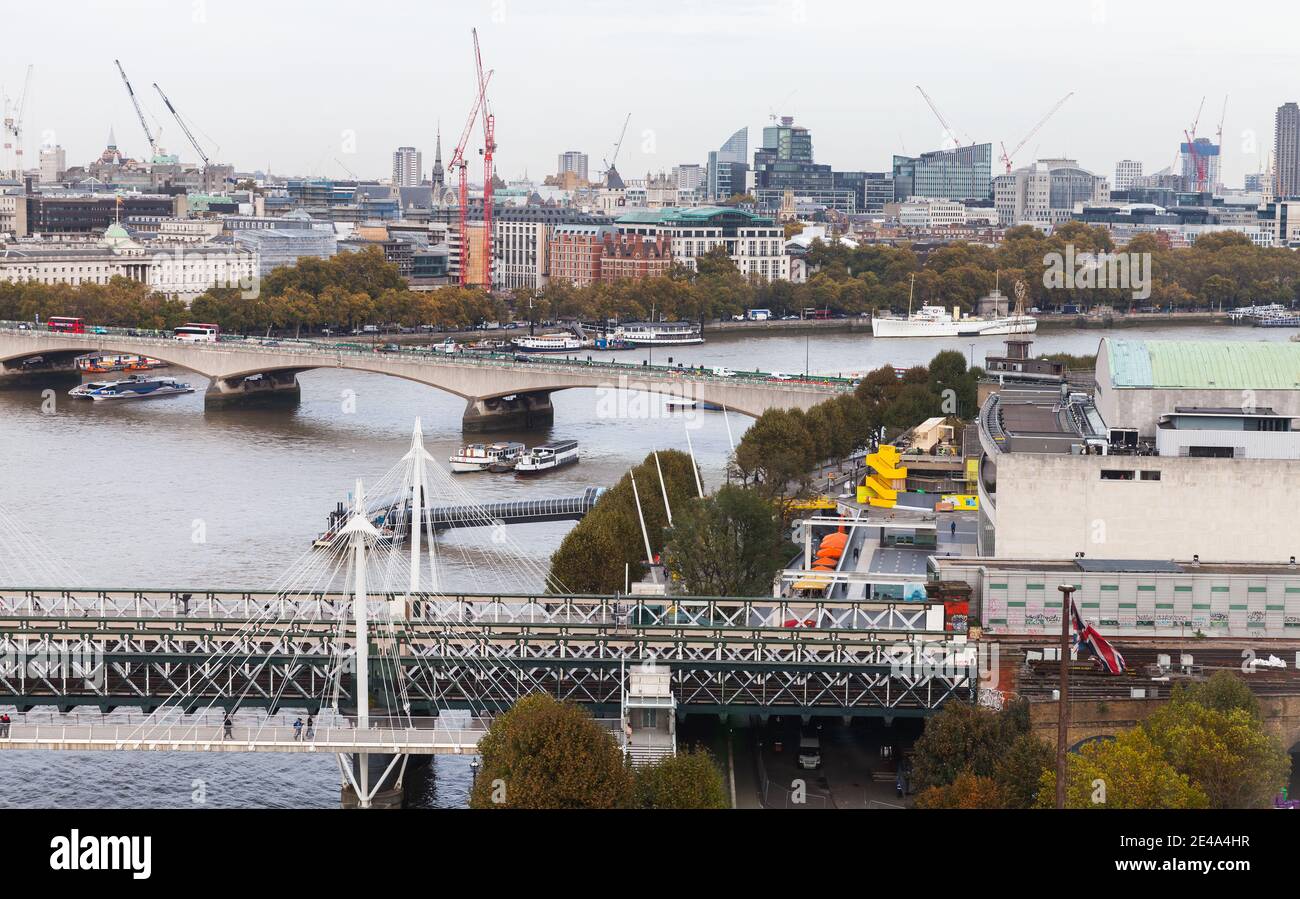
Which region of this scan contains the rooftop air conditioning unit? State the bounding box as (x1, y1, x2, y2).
(1156, 653, 1171, 669)
(1130, 688, 1147, 699)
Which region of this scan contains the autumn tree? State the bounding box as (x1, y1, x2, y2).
(633, 748, 729, 809)
(1035, 728, 1209, 809)
(662, 485, 792, 596)
(914, 772, 1005, 809)
(469, 693, 633, 809)
(1142, 672, 1291, 809)
(547, 451, 699, 594)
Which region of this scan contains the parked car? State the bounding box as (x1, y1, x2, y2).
(768, 371, 792, 381)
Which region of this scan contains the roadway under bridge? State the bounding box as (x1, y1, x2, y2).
(0, 325, 849, 431)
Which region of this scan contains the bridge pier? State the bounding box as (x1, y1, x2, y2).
(462, 390, 554, 433)
(340, 752, 408, 809)
(205, 372, 302, 408)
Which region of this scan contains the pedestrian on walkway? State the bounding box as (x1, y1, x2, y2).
(0, 712, 10, 738)
(950, 520, 957, 540)
(852, 547, 860, 562)
(305, 715, 315, 740)
(292, 717, 304, 741)
(223, 713, 233, 740)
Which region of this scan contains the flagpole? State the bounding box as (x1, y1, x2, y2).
(1055, 583, 1076, 809)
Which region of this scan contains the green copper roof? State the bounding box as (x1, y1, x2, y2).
(615, 206, 770, 225)
(1106, 339, 1300, 389)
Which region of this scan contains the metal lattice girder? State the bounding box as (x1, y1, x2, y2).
(0, 593, 976, 713)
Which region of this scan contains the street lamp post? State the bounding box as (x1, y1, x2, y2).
(1055, 583, 1076, 809)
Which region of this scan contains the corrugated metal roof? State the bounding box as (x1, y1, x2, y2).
(1106, 339, 1300, 389)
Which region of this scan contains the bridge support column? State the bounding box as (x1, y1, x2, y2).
(205, 372, 301, 408)
(339, 752, 408, 809)
(462, 391, 554, 432)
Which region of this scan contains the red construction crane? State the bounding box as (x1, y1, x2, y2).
(450, 68, 493, 286)
(473, 28, 496, 290)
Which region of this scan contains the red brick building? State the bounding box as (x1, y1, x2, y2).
(548, 224, 613, 287)
(598, 232, 673, 282)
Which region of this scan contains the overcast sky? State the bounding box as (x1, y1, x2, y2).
(3, 0, 1291, 187)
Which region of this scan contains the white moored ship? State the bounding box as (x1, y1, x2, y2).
(512, 334, 583, 353)
(872, 277, 1036, 338)
(613, 321, 704, 346)
(448, 441, 525, 473)
(515, 440, 579, 475)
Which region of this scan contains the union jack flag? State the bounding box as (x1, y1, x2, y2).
(1070, 596, 1126, 675)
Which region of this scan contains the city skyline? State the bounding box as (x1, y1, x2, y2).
(2, 0, 1294, 187)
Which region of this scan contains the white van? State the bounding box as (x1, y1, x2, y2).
(797, 735, 822, 770)
(711, 366, 735, 377)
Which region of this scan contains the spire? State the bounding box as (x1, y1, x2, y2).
(431, 120, 444, 189)
(107, 126, 117, 148)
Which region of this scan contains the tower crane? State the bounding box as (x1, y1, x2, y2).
(602, 112, 631, 185)
(2, 65, 33, 178)
(999, 91, 1073, 173)
(115, 60, 158, 161)
(915, 85, 970, 149)
(473, 28, 496, 290)
(1182, 96, 1207, 192)
(153, 82, 210, 170)
(451, 69, 493, 286)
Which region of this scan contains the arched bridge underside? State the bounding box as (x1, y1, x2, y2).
(0, 330, 847, 431)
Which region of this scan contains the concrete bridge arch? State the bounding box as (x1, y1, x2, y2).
(0, 328, 844, 431)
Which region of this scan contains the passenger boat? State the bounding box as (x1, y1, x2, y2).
(448, 441, 525, 473)
(515, 440, 580, 475)
(512, 334, 583, 353)
(68, 376, 195, 402)
(612, 321, 704, 346)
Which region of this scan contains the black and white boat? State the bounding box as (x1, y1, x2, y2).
(612, 321, 704, 346)
(512, 334, 583, 353)
(515, 440, 579, 475)
(68, 376, 195, 402)
(448, 441, 525, 473)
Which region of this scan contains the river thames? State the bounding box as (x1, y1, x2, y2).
(1, 323, 1295, 807)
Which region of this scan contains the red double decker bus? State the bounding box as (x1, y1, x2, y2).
(47, 317, 86, 334)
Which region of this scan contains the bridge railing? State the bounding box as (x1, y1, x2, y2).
(0, 320, 856, 390)
(0, 589, 952, 635)
(0, 715, 626, 753)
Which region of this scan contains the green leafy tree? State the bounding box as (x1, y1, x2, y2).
(994, 731, 1055, 809)
(663, 485, 792, 596)
(911, 700, 1031, 790)
(633, 748, 729, 808)
(1035, 728, 1209, 809)
(469, 693, 633, 809)
(730, 408, 815, 501)
(1142, 673, 1290, 808)
(548, 451, 698, 593)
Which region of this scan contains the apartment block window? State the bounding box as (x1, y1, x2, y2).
(1140, 470, 1161, 481)
(1100, 469, 1135, 480)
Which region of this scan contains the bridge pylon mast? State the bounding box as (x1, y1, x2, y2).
(403, 418, 439, 601)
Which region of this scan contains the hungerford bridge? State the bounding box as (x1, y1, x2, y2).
(0, 422, 976, 806)
(0, 322, 850, 431)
